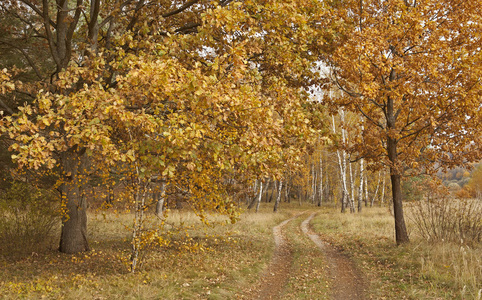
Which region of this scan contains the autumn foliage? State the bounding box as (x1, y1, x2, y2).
(0, 0, 481, 257)
(320, 0, 482, 243)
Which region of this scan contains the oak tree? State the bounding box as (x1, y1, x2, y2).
(321, 0, 482, 244)
(1, 0, 326, 254)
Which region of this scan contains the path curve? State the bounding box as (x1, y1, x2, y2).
(301, 213, 366, 300)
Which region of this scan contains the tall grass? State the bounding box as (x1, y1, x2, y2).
(0, 182, 60, 257)
(409, 197, 482, 245)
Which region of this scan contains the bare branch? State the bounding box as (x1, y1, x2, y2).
(19, 0, 56, 28)
(42, 0, 61, 68)
(0, 40, 44, 80)
(0, 98, 15, 115)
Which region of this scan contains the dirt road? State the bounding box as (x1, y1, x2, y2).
(247, 212, 366, 299)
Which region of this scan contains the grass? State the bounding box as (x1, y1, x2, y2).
(0, 205, 292, 299)
(1, 201, 480, 299)
(310, 205, 482, 299)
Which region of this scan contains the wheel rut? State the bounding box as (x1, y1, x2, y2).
(245, 214, 300, 300)
(301, 212, 366, 300)
(244, 211, 366, 300)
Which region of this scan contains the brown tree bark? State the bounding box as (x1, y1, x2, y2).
(387, 131, 409, 244)
(390, 172, 409, 244)
(59, 148, 90, 253)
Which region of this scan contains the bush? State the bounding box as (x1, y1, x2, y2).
(0, 182, 60, 256)
(410, 196, 482, 245)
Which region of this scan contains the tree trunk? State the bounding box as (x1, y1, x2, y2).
(380, 170, 386, 207)
(390, 172, 409, 244)
(255, 181, 264, 212)
(268, 180, 276, 203)
(358, 158, 364, 212)
(285, 181, 291, 203)
(387, 136, 409, 244)
(364, 171, 369, 207)
(317, 154, 323, 207)
(311, 163, 317, 204)
(341, 190, 347, 213)
(348, 159, 356, 213)
(155, 181, 167, 219)
(59, 149, 90, 254)
(332, 114, 350, 213)
(371, 171, 381, 207)
(247, 180, 258, 209)
(273, 180, 283, 212)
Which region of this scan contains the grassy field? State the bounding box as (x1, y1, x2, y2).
(0, 202, 480, 299)
(0, 206, 293, 299)
(310, 205, 482, 299)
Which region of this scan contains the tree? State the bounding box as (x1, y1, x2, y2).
(466, 164, 482, 199)
(1, 0, 221, 254)
(1, 0, 327, 253)
(321, 0, 482, 244)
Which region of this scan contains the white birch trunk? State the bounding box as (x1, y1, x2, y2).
(332, 114, 350, 212)
(371, 171, 381, 207)
(311, 163, 317, 204)
(318, 153, 323, 207)
(155, 181, 167, 219)
(247, 180, 259, 209)
(273, 180, 283, 212)
(348, 158, 356, 213)
(358, 158, 364, 212)
(380, 170, 386, 207)
(364, 171, 369, 207)
(255, 181, 263, 213)
(340, 110, 355, 213)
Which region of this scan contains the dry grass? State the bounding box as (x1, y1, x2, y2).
(0, 205, 291, 299)
(1, 201, 480, 299)
(311, 205, 482, 299)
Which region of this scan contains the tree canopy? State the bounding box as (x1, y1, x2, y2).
(0, 0, 327, 254)
(321, 0, 482, 243)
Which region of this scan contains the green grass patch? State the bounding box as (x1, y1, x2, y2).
(282, 213, 331, 299)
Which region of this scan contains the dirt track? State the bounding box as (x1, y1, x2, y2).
(247, 212, 366, 300)
(301, 213, 366, 300)
(245, 215, 298, 299)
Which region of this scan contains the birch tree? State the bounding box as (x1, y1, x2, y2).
(273, 180, 283, 212)
(317, 152, 324, 207)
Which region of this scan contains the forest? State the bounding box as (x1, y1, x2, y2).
(0, 0, 481, 298)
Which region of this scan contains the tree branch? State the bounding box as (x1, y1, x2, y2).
(42, 0, 61, 68)
(19, 0, 57, 28)
(0, 98, 15, 115)
(0, 40, 44, 80)
(355, 104, 385, 129)
(162, 0, 199, 18)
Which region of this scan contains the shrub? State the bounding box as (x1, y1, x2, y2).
(0, 182, 60, 256)
(410, 195, 482, 245)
